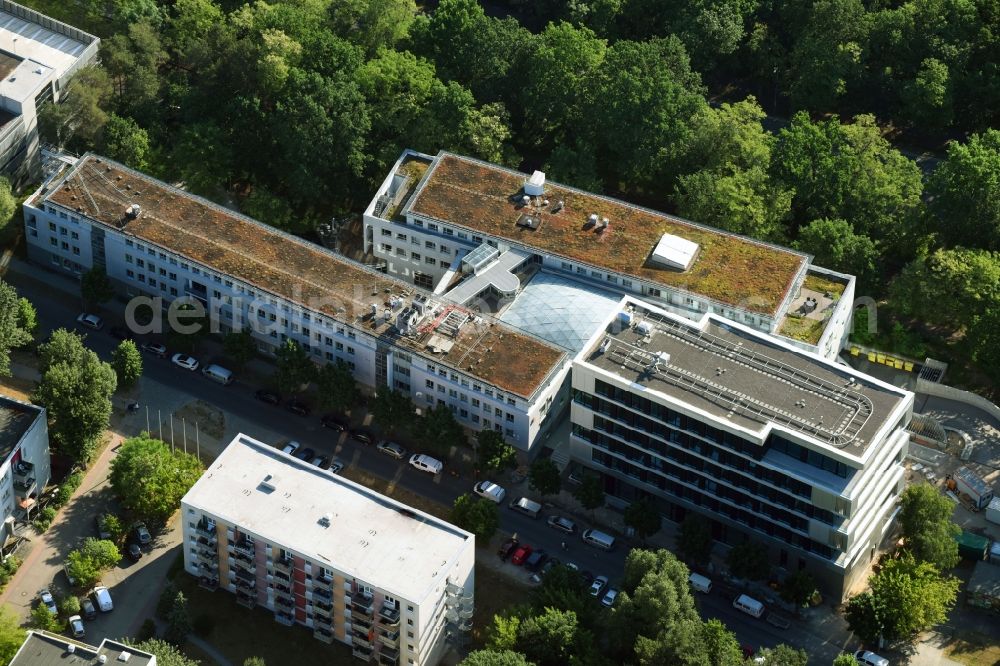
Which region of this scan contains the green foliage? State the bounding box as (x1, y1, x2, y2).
(477, 429, 517, 474)
(833, 654, 860, 666)
(415, 403, 466, 456)
(109, 434, 204, 524)
(81, 268, 115, 307)
(370, 389, 414, 433)
(33, 506, 57, 532)
(33, 330, 117, 464)
(899, 483, 961, 571)
(166, 591, 192, 644)
(0, 278, 34, 376)
(222, 328, 257, 370)
(794, 218, 880, 289)
(103, 513, 125, 543)
(156, 581, 177, 619)
(242, 658, 266, 666)
(530, 566, 596, 628)
(65, 538, 122, 589)
(273, 339, 316, 395)
(315, 360, 359, 412)
(756, 644, 809, 666)
(780, 570, 817, 606)
(516, 607, 593, 666)
(59, 595, 81, 618)
(121, 638, 202, 666)
(30, 604, 62, 632)
(137, 618, 158, 641)
(928, 130, 1000, 250)
(0, 556, 21, 588)
(38, 66, 112, 149)
(677, 514, 713, 563)
(529, 458, 561, 497)
(112, 339, 144, 388)
(571, 475, 604, 513)
(460, 650, 533, 666)
(787, 0, 869, 112)
(0, 606, 25, 664)
(485, 612, 523, 652)
(17, 298, 38, 338)
(726, 540, 770, 581)
(53, 471, 85, 509)
(102, 113, 151, 170)
(623, 497, 661, 539)
(450, 493, 500, 541)
(0, 177, 15, 227)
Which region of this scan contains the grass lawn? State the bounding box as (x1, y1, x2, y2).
(944, 632, 1000, 666)
(470, 564, 531, 648)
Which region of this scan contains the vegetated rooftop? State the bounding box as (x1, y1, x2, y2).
(407, 153, 807, 315)
(42, 155, 565, 398)
(0, 394, 41, 464)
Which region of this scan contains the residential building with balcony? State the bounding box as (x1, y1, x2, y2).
(0, 393, 49, 548)
(22, 154, 571, 451)
(363, 150, 855, 362)
(570, 298, 913, 600)
(9, 630, 156, 665)
(181, 434, 475, 666)
(0, 1, 98, 182)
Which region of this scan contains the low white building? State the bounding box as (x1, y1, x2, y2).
(10, 630, 156, 665)
(181, 434, 475, 666)
(0, 393, 49, 546)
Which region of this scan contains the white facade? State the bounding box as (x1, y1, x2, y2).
(181, 434, 474, 666)
(0, 394, 49, 535)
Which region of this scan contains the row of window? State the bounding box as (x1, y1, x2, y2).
(425, 363, 517, 407)
(48, 237, 81, 255)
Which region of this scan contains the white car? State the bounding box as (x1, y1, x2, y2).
(170, 353, 199, 371)
(91, 586, 113, 612)
(76, 313, 103, 330)
(328, 460, 344, 474)
(854, 650, 890, 666)
(39, 589, 57, 615)
(282, 441, 301, 455)
(68, 614, 85, 638)
(140, 342, 167, 358)
(473, 481, 506, 503)
(601, 588, 619, 607)
(409, 454, 443, 474)
(589, 575, 608, 597)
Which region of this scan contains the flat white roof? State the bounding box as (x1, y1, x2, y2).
(651, 233, 700, 270)
(183, 434, 473, 602)
(0, 8, 91, 79)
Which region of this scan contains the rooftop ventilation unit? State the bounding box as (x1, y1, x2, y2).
(636, 321, 653, 336)
(516, 213, 540, 230)
(260, 474, 277, 492)
(99, 656, 107, 664)
(118, 652, 132, 662)
(650, 233, 700, 271)
(319, 513, 332, 528)
(125, 204, 141, 220)
(67, 645, 75, 654)
(524, 170, 546, 196)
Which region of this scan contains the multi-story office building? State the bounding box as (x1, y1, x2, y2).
(0, 1, 98, 181)
(10, 630, 157, 665)
(0, 393, 49, 543)
(23, 154, 570, 450)
(181, 434, 475, 666)
(364, 150, 856, 361)
(570, 297, 913, 599)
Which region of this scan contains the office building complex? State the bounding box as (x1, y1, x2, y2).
(364, 151, 855, 361)
(0, 1, 98, 180)
(571, 298, 913, 599)
(181, 434, 475, 666)
(0, 393, 49, 546)
(9, 630, 156, 665)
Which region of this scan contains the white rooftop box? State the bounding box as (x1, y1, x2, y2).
(524, 170, 546, 196)
(651, 233, 700, 271)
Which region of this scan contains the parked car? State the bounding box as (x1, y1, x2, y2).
(524, 549, 549, 572)
(38, 589, 57, 615)
(320, 414, 348, 431)
(409, 454, 443, 474)
(282, 441, 301, 456)
(589, 575, 609, 597)
(127, 543, 142, 562)
(546, 515, 577, 534)
(473, 481, 507, 503)
(139, 342, 167, 358)
(80, 598, 96, 620)
(95, 513, 112, 540)
(311, 455, 329, 468)
(377, 441, 407, 459)
(68, 614, 85, 638)
(254, 389, 281, 405)
(109, 325, 131, 340)
(76, 313, 103, 330)
(328, 460, 344, 474)
(498, 537, 519, 561)
(541, 558, 561, 576)
(854, 650, 889, 666)
(351, 430, 374, 446)
(296, 447, 316, 462)
(170, 353, 199, 371)
(510, 545, 533, 566)
(601, 588, 619, 608)
(285, 398, 310, 416)
(134, 523, 151, 546)
(91, 586, 113, 612)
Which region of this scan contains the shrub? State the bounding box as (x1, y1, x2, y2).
(192, 613, 215, 637)
(33, 507, 57, 532)
(0, 557, 21, 587)
(52, 471, 85, 509)
(58, 596, 80, 618)
(155, 582, 176, 619)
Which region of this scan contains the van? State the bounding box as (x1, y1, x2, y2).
(581, 528, 616, 551)
(201, 364, 234, 385)
(854, 650, 889, 666)
(732, 594, 764, 618)
(688, 573, 713, 593)
(509, 497, 542, 519)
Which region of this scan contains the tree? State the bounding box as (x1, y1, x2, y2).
(675, 166, 791, 240)
(529, 459, 561, 498)
(833, 654, 860, 666)
(112, 339, 144, 388)
(415, 403, 466, 456)
(109, 435, 204, 524)
(572, 475, 604, 515)
(103, 513, 125, 543)
(315, 360, 359, 412)
(726, 540, 770, 581)
(273, 339, 315, 395)
(756, 645, 809, 666)
(0, 176, 15, 226)
(81, 268, 115, 308)
(243, 659, 266, 666)
(781, 570, 817, 607)
(0, 606, 25, 664)
(66, 538, 122, 588)
(222, 328, 257, 369)
(898, 483, 961, 571)
(460, 650, 533, 666)
(121, 638, 201, 666)
(33, 332, 117, 463)
(101, 113, 151, 170)
(793, 218, 880, 288)
(0, 279, 33, 376)
(370, 389, 414, 433)
(677, 514, 713, 563)
(624, 497, 661, 540)
(450, 494, 500, 541)
(30, 604, 61, 632)
(890, 248, 1000, 330)
(786, 0, 868, 111)
(166, 591, 192, 644)
(59, 595, 81, 618)
(516, 608, 588, 666)
(37, 66, 112, 148)
(927, 130, 1000, 250)
(17, 298, 38, 338)
(530, 565, 595, 627)
(477, 429, 517, 474)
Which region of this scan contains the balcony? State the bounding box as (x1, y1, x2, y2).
(377, 629, 399, 649)
(13, 460, 34, 477)
(233, 559, 256, 576)
(198, 576, 219, 592)
(314, 628, 334, 644)
(236, 590, 256, 609)
(378, 646, 400, 665)
(275, 595, 294, 609)
(275, 611, 294, 626)
(314, 573, 333, 590)
(233, 539, 255, 557)
(195, 519, 217, 540)
(378, 605, 400, 626)
(197, 548, 218, 564)
(312, 586, 333, 602)
(273, 569, 291, 583)
(273, 558, 293, 576)
(352, 646, 374, 662)
(352, 630, 374, 647)
(351, 592, 374, 615)
(235, 571, 256, 589)
(313, 601, 333, 620)
(13, 476, 36, 497)
(351, 613, 374, 631)
(197, 533, 218, 549)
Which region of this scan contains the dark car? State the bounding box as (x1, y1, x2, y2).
(127, 543, 142, 562)
(286, 398, 310, 417)
(321, 414, 348, 431)
(295, 447, 316, 461)
(541, 558, 561, 576)
(109, 325, 132, 340)
(498, 537, 519, 561)
(524, 550, 549, 572)
(351, 430, 374, 446)
(254, 389, 281, 405)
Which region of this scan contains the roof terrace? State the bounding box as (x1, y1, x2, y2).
(406, 153, 808, 316)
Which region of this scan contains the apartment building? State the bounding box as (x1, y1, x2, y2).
(9, 630, 156, 665)
(0, 393, 49, 545)
(364, 150, 856, 361)
(181, 434, 474, 666)
(0, 1, 98, 181)
(570, 298, 913, 599)
(22, 154, 570, 451)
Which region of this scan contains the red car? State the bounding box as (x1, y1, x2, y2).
(510, 545, 533, 566)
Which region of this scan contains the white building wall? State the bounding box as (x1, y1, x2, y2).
(0, 401, 49, 524)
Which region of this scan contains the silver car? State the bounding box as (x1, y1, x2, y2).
(377, 441, 407, 460)
(68, 614, 85, 638)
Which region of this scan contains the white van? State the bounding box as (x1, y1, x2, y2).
(509, 497, 542, 519)
(201, 364, 234, 385)
(688, 573, 713, 593)
(581, 528, 616, 551)
(854, 650, 890, 666)
(732, 594, 764, 618)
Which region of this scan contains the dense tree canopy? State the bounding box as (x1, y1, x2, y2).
(898, 482, 961, 571)
(0, 279, 33, 377)
(109, 434, 204, 524)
